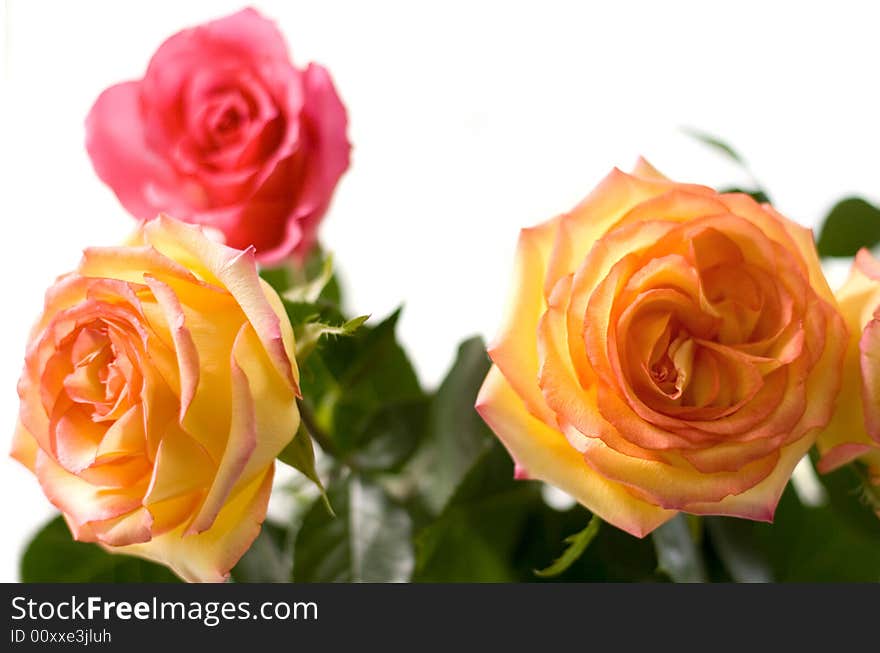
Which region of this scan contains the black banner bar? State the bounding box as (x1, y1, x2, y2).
(1, 583, 873, 650)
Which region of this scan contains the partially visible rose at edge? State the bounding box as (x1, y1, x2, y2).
(476, 160, 846, 537)
(12, 215, 301, 582)
(86, 7, 350, 265)
(816, 248, 880, 484)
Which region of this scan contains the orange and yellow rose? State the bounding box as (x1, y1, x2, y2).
(476, 160, 846, 536)
(11, 215, 300, 581)
(816, 248, 880, 483)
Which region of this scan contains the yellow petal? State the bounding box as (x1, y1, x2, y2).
(144, 422, 215, 505)
(581, 436, 779, 510)
(143, 275, 200, 420)
(476, 366, 675, 537)
(79, 244, 200, 287)
(144, 216, 298, 393)
(817, 250, 880, 470)
(753, 201, 836, 307)
(631, 156, 668, 181)
(230, 319, 299, 482)
(11, 420, 39, 471)
(487, 216, 560, 425)
(112, 465, 274, 582)
(682, 435, 814, 520)
(544, 168, 710, 296)
(186, 324, 257, 535)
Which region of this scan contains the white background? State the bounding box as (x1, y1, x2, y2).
(2, 0, 879, 581)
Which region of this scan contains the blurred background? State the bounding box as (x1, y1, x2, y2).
(2, 0, 879, 581)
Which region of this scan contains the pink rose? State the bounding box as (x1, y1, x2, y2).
(86, 7, 350, 264)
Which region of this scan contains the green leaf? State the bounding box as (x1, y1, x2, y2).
(348, 398, 430, 472)
(516, 505, 662, 582)
(261, 246, 342, 307)
(282, 299, 335, 327)
(684, 130, 772, 203)
(230, 521, 290, 583)
(283, 254, 335, 303)
(704, 517, 774, 582)
(278, 425, 321, 487)
(291, 309, 426, 477)
(412, 336, 494, 513)
(717, 483, 880, 581)
(304, 309, 425, 464)
(682, 127, 746, 165)
(21, 515, 180, 583)
(278, 424, 331, 514)
(293, 474, 414, 582)
(318, 314, 370, 337)
(720, 187, 771, 204)
(413, 441, 541, 582)
(652, 514, 708, 582)
(266, 249, 346, 345)
(259, 265, 293, 295)
(300, 247, 342, 307)
(811, 455, 880, 539)
(817, 197, 880, 257)
(318, 309, 420, 398)
(295, 314, 370, 360)
(534, 515, 601, 578)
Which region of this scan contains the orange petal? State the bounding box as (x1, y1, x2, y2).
(35, 449, 145, 526)
(477, 365, 675, 537)
(487, 216, 560, 425)
(567, 219, 677, 388)
(95, 404, 146, 461)
(111, 465, 274, 582)
(544, 168, 700, 297)
(718, 195, 809, 278)
(682, 436, 814, 520)
(86, 507, 153, 547)
(11, 421, 39, 471)
(53, 405, 105, 473)
(581, 436, 779, 510)
(77, 455, 151, 488)
(755, 200, 834, 306)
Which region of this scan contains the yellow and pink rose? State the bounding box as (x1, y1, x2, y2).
(816, 248, 880, 485)
(12, 215, 300, 582)
(477, 160, 847, 536)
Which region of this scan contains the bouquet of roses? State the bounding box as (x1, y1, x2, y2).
(12, 8, 880, 583)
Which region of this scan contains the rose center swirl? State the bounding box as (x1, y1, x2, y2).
(607, 223, 803, 420)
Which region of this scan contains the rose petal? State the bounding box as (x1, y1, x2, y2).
(113, 465, 274, 583)
(144, 216, 298, 393)
(85, 81, 180, 220)
(487, 216, 561, 425)
(477, 366, 675, 537)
